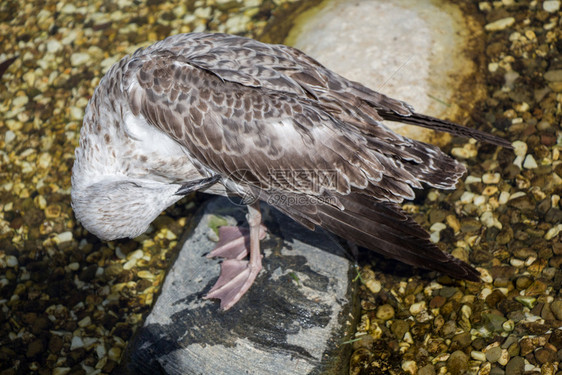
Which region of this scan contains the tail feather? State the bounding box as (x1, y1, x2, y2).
(262, 189, 480, 282)
(380, 111, 513, 149)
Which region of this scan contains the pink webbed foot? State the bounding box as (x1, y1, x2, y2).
(207, 225, 266, 260)
(204, 258, 262, 310)
(204, 214, 267, 310)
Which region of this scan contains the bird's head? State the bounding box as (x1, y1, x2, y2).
(71, 177, 183, 241)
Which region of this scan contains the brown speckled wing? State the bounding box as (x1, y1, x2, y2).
(126, 54, 457, 202)
(123, 34, 471, 204)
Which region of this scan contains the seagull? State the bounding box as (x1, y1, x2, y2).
(71, 33, 512, 310)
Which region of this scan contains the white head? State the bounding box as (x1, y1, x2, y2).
(71, 176, 183, 241)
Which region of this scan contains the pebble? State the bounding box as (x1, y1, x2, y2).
(108, 346, 122, 361)
(505, 356, 525, 375)
(5, 130, 16, 143)
(490, 367, 505, 375)
(471, 350, 486, 361)
(430, 222, 446, 242)
(525, 280, 547, 296)
(52, 368, 71, 375)
(551, 300, 562, 320)
(391, 320, 409, 339)
(45, 204, 61, 219)
(67, 262, 79, 271)
(137, 270, 155, 280)
(451, 144, 478, 159)
(515, 296, 536, 308)
(446, 215, 461, 233)
(402, 360, 417, 374)
(365, 279, 381, 294)
(225, 13, 251, 34)
(128, 249, 144, 260)
(479, 268, 493, 284)
(481, 212, 502, 229)
(70, 336, 84, 350)
(418, 364, 436, 375)
(482, 186, 498, 196)
(485, 17, 515, 31)
(461, 305, 472, 319)
(56, 231, 73, 243)
(447, 350, 468, 374)
(498, 191, 510, 205)
(486, 346, 502, 362)
(535, 348, 556, 364)
(543, 1, 561, 13)
(375, 304, 395, 320)
(70, 52, 90, 66)
(409, 301, 426, 315)
(37, 153, 52, 169)
(473, 195, 486, 207)
(403, 331, 414, 344)
(69, 106, 84, 121)
(523, 154, 538, 169)
(46, 40, 63, 53)
(544, 69, 562, 82)
(12, 95, 29, 108)
(123, 258, 137, 270)
(510, 258, 524, 267)
(78, 316, 91, 327)
(465, 175, 481, 184)
(96, 343, 107, 359)
(460, 191, 475, 204)
(508, 191, 526, 201)
(498, 348, 510, 366)
(451, 332, 471, 349)
(26, 338, 45, 358)
(60, 3, 76, 13)
(194, 6, 212, 19)
(502, 320, 514, 332)
(483, 313, 507, 331)
(83, 337, 98, 350)
(512, 141, 527, 157)
(545, 224, 562, 240)
(6, 255, 18, 267)
(105, 263, 123, 278)
(482, 173, 500, 184)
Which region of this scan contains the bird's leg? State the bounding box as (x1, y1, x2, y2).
(204, 201, 266, 310)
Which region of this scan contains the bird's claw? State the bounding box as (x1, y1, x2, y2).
(205, 224, 266, 310)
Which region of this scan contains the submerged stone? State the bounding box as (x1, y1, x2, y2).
(118, 197, 359, 375)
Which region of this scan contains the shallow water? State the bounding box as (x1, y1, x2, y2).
(0, 0, 561, 374)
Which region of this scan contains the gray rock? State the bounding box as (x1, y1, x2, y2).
(118, 197, 359, 375)
(551, 299, 562, 320)
(418, 364, 436, 375)
(486, 346, 502, 363)
(446, 350, 468, 375)
(489, 366, 505, 375)
(544, 69, 562, 82)
(505, 356, 525, 375)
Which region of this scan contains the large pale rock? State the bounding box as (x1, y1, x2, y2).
(287, 0, 483, 144)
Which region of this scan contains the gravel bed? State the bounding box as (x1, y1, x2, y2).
(0, 0, 560, 374)
(348, 1, 562, 374)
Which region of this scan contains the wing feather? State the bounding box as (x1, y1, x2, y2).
(127, 54, 422, 201)
(259, 187, 480, 281)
